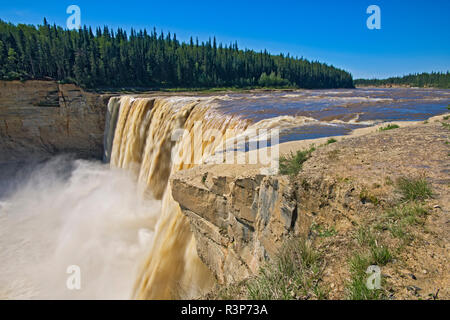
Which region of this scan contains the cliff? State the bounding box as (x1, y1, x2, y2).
(0, 80, 111, 163)
(171, 117, 449, 299)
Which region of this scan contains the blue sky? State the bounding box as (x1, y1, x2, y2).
(1, 0, 449, 79)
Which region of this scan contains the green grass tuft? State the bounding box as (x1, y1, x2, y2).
(326, 138, 337, 144)
(396, 177, 432, 202)
(369, 246, 392, 266)
(311, 223, 337, 238)
(246, 237, 327, 300)
(378, 124, 400, 131)
(356, 226, 376, 247)
(279, 146, 315, 176)
(346, 253, 385, 300)
(386, 202, 428, 225)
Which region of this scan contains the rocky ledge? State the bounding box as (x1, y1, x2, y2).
(0, 80, 111, 162)
(171, 118, 449, 299)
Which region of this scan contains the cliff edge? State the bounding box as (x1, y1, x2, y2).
(0, 80, 111, 163)
(171, 117, 449, 299)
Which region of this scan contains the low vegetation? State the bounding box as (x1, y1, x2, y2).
(347, 251, 387, 300)
(246, 237, 327, 300)
(326, 138, 337, 144)
(279, 146, 315, 176)
(311, 223, 337, 238)
(346, 176, 433, 299)
(396, 176, 432, 201)
(378, 124, 400, 131)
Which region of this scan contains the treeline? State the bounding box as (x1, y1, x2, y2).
(0, 19, 354, 89)
(355, 72, 450, 89)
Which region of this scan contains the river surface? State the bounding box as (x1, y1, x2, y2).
(211, 88, 450, 143)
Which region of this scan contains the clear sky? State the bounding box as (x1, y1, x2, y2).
(1, 0, 449, 79)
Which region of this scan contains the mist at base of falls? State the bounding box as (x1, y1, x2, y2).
(0, 156, 160, 299)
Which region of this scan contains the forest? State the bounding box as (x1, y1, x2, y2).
(355, 72, 450, 89)
(0, 19, 354, 89)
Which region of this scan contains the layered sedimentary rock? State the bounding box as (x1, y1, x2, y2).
(0, 80, 110, 162)
(171, 164, 312, 285)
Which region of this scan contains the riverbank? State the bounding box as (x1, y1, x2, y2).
(171, 113, 450, 299)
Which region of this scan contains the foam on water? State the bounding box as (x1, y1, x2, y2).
(0, 156, 159, 299)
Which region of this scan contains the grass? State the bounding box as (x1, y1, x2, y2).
(386, 202, 428, 226)
(382, 202, 428, 244)
(209, 281, 247, 300)
(443, 115, 449, 120)
(388, 223, 409, 241)
(347, 175, 433, 300)
(355, 226, 392, 265)
(346, 252, 387, 300)
(246, 237, 327, 300)
(375, 177, 431, 243)
(347, 226, 392, 300)
(356, 226, 376, 247)
(279, 146, 315, 176)
(311, 223, 337, 238)
(372, 177, 431, 247)
(396, 177, 432, 201)
(326, 138, 337, 144)
(442, 122, 450, 130)
(370, 245, 393, 266)
(378, 124, 400, 131)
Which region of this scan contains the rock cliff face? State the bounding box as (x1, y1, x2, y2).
(171, 164, 313, 285)
(0, 80, 110, 162)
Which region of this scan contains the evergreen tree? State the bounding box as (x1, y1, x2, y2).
(0, 19, 356, 89)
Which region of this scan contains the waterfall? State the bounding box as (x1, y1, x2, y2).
(106, 95, 249, 299)
(103, 97, 122, 163)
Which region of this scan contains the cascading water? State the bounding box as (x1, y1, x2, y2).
(104, 95, 250, 299)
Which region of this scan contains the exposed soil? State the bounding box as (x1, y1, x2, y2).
(295, 115, 449, 299)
